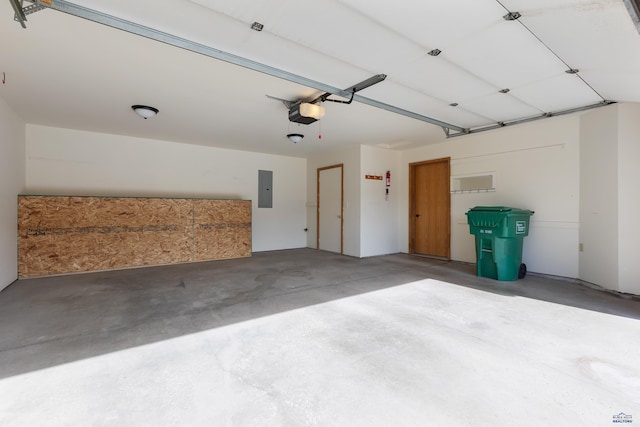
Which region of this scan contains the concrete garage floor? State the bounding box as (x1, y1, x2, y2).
(0, 249, 639, 426)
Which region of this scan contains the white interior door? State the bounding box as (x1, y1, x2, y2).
(318, 165, 343, 253)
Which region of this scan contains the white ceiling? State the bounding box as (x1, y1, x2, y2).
(2, 0, 640, 158)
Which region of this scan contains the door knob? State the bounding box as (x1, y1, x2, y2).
(415, 214, 421, 218)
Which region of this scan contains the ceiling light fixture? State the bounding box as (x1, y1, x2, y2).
(287, 133, 304, 143)
(131, 105, 159, 119)
(428, 49, 442, 57)
(449, 102, 459, 107)
(499, 88, 510, 94)
(565, 68, 579, 74)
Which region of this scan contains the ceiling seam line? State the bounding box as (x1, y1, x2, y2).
(195, 1, 389, 95)
(373, 75, 497, 124)
(336, 0, 554, 124)
(446, 101, 614, 138)
(39, 0, 466, 133)
(349, 94, 469, 132)
(335, 0, 532, 113)
(514, 20, 607, 102)
(389, 58, 509, 124)
(494, 0, 607, 103)
(333, 0, 441, 75)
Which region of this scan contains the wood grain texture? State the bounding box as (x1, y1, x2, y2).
(194, 200, 252, 261)
(18, 196, 251, 278)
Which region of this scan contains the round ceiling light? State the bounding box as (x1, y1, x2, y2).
(287, 133, 304, 143)
(131, 105, 159, 119)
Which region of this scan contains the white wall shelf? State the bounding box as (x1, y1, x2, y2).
(450, 172, 496, 194)
(450, 188, 496, 194)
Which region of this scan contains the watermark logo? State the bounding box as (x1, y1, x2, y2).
(613, 412, 633, 423)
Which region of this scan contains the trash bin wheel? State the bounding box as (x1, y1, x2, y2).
(518, 263, 527, 279)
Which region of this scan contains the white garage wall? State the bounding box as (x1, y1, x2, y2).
(360, 145, 401, 257)
(618, 103, 640, 294)
(0, 98, 25, 290)
(400, 115, 581, 278)
(25, 125, 307, 252)
(579, 106, 619, 290)
(578, 103, 640, 294)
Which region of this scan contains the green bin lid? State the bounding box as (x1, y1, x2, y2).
(467, 206, 512, 212)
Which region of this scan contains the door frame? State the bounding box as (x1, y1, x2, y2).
(317, 163, 344, 254)
(408, 157, 451, 258)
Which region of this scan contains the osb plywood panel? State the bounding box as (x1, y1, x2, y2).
(194, 200, 252, 261)
(18, 196, 251, 278)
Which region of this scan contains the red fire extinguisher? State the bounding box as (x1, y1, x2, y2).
(386, 171, 391, 187)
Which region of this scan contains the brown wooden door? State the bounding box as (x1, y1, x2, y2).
(410, 158, 450, 258)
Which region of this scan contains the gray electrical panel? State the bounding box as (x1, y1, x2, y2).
(258, 170, 273, 208)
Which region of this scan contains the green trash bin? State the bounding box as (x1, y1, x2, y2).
(465, 206, 534, 281)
